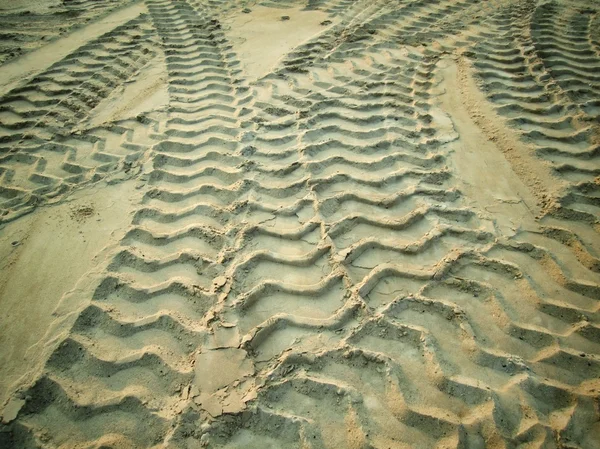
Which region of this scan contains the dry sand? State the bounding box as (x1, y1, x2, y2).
(0, 0, 599, 448)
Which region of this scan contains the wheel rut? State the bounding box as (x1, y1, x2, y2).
(0, 1, 599, 448)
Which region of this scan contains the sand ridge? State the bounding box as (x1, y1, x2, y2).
(0, 0, 599, 448)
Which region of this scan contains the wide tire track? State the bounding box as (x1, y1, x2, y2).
(466, 0, 600, 223)
(0, 0, 252, 446)
(0, 15, 160, 223)
(1, 1, 599, 449)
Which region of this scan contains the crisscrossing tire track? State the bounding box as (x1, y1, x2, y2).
(0, 1, 599, 448)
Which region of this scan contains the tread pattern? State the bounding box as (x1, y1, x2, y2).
(199, 39, 600, 448)
(0, 15, 160, 222)
(1, 1, 599, 449)
(273, 0, 505, 75)
(0, 0, 134, 64)
(466, 0, 600, 223)
(1, 0, 252, 447)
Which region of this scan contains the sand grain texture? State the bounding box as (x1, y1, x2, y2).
(0, 0, 599, 448)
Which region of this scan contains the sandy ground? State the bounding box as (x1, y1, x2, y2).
(0, 0, 599, 448)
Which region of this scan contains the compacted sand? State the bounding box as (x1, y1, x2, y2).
(0, 0, 599, 448)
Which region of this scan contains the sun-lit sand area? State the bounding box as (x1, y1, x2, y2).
(0, 0, 599, 448)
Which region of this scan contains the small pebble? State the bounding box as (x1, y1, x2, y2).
(281, 15, 290, 21)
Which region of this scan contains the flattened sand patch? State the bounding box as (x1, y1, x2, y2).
(0, 178, 142, 408)
(82, 52, 169, 129)
(224, 5, 333, 80)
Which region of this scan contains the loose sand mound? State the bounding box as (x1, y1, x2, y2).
(1, 0, 599, 448)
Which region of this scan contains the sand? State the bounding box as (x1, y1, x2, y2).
(0, 0, 599, 448)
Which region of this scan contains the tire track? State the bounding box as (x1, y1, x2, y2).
(0, 0, 135, 65)
(0, 0, 251, 446)
(0, 15, 160, 223)
(272, 0, 503, 75)
(193, 4, 600, 448)
(193, 37, 509, 449)
(1, 1, 599, 448)
(465, 0, 600, 223)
